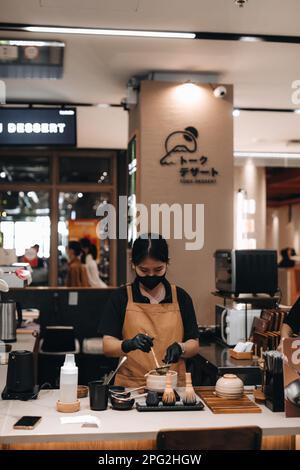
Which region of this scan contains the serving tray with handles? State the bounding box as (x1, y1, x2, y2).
(198, 390, 262, 414)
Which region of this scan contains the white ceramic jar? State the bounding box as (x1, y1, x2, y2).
(215, 374, 244, 399)
(146, 370, 178, 392)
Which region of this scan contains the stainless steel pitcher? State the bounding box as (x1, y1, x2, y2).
(0, 301, 22, 342)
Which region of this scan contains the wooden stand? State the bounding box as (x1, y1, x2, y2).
(229, 349, 253, 360)
(253, 388, 266, 403)
(56, 400, 80, 413)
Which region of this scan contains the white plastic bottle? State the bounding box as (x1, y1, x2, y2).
(59, 354, 78, 403)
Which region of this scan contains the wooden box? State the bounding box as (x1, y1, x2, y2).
(229, 349, 253, 360)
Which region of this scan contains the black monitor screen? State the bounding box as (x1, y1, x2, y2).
(0, 107, 76, 146)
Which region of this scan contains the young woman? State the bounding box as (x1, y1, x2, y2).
(100, 234, 200, 387)
(80, 238, 107, 288)
(66, 241, 89, 287)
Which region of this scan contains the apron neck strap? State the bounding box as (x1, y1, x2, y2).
(127, 283, 177, 303)
(126, 284, 133, 303)
(171, 284, 178, 303)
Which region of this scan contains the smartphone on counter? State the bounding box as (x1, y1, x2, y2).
(13, 416, 42, 430)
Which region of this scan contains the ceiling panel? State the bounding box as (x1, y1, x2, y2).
(0, 0, 300, 153)
(0, 0, 299, 35)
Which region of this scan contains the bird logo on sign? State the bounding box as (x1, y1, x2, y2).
(160, 126, 199, 166)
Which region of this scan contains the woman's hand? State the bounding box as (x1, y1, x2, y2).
(164, 342, 183, 364)
(121, 333, 153, 353)
(164, 339, 200, 363)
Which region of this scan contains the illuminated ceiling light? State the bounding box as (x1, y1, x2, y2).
(27, 191, 39, 203)
(174, 82, 204, 103)
(24, 26, 196, 40)
(239, 36, 262, 42)
(0, 171, 6, 178)
(96, 104, 111, 108)
(59, 109, 75, 115)
(235, 151, 300, 160)
(247, 199, 256, 215)
(1, 211, 7, 217)
(77, 192, 83, 198)
(236, 189, 246, 249)
(233, 109, 241, 117)
(1, 39, 64, 47)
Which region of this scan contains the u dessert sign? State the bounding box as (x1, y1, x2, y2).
(0, 107, 76, 146)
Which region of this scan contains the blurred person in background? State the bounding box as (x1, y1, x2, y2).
(22, 244, 48, 285)
(22, 244, 45, 269)
(278, 247, 296, 268)
(66, 240, 89, 287)
(80, 238, 107, 288)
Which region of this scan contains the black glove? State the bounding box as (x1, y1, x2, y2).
(121, 334, 153, 353)
(163, 342, 183, 364)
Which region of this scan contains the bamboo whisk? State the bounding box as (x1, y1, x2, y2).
(182, 372, 197, 405)
(162, 372, 176, 406)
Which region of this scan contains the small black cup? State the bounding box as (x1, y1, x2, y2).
(109, 385, 125, 397)
(88, 380, 108, 411)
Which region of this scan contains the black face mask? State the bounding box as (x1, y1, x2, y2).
(136, 273, 165, 290)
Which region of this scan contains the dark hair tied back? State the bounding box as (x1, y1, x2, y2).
(132, 233, 169, 265)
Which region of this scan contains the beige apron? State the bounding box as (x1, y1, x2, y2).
(114, 284, 186, 388)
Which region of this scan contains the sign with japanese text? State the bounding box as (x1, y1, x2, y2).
(159, 126, 219, 184)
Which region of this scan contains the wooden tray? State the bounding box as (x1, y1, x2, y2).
(198, 390, 262, 414)
(229, 349, 253, 360)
